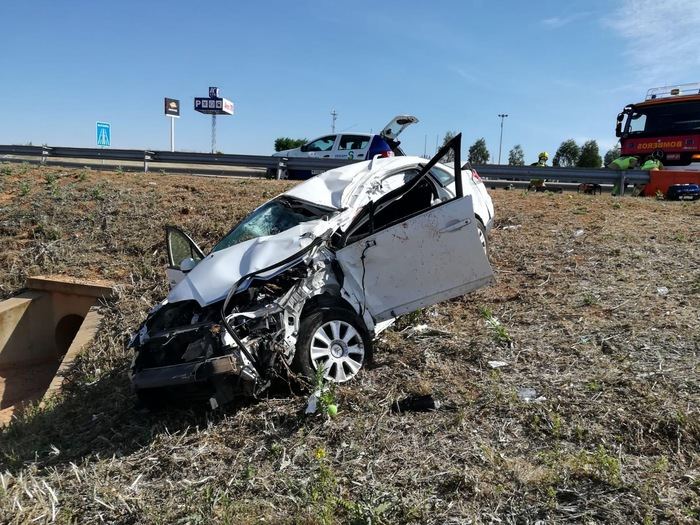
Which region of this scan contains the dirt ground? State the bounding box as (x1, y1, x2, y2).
(0, 162, 698, 524)
(0, 360, 60, 424)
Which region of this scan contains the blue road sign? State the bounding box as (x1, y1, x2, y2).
(96, 122, 111, 147)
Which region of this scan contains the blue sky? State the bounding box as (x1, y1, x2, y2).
(1, 0, 698, 162)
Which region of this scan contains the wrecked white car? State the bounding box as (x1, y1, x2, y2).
(129, 135, 495, 407)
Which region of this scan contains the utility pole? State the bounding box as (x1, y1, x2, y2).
(497, 113, 508, 165)
(331, 109, 338, 133)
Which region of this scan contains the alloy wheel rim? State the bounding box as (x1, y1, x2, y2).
(310, 320, 364, 383)
(477, 226, 487, 254)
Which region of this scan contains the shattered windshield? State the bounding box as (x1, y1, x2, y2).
(212, 197, 333, 252)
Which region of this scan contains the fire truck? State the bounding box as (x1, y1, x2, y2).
(616, 83, 700, 197)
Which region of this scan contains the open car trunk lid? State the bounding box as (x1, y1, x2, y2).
(380, 115, 419, 141)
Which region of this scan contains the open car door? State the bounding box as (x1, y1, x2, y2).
(165, 226, 205, 289)
(335, 134, 494, 322)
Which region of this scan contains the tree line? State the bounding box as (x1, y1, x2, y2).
(274, 133, 621, 168)
(440, 133, 620, 167)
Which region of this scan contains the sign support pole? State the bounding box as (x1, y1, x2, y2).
(170, 116, 175, 152)
(211, 114, 216, 153)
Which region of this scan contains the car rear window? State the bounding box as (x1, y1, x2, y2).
(338, 135, 370, 150)
(430, 166, 454, 186)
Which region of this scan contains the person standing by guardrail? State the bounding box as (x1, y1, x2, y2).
(528, 152, 549, 191)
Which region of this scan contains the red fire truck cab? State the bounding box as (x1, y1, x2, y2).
(617, 83, 700, 197)
(616, 83, 700, 168)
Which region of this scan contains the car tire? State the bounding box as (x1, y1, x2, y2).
(476, 220, 490, 260)
(292, 306, 372, 385)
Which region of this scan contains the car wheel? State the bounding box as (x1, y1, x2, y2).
(293, 306, 371, 384)
(476, 220, 490, 259)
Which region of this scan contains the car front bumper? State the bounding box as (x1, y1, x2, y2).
(130, 354, 243, 390)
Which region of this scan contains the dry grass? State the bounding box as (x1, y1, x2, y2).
(0, 162, 698, 524)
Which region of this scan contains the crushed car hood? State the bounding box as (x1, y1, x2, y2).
(167, 220, 334, 306)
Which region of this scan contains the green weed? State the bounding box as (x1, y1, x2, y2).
(582, 292, 598, 306)
(652, 455, 668, 474)
(586, 380, 603, 392)
(314, 365, 338, 417)
(90, 185, 106, 200)
(479, 306, 512, 344)
(18, 180, 30, 196)
(572, 446, 622, 486)
(309, 447, 338, 525)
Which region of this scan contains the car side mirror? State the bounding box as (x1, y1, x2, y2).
(300, 144, 309, 152)
(179, 257, 197, 273)
(615, 113, 624, 138)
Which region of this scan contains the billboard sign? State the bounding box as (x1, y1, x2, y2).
(164, 98, 180, 117)
(194, 97, 234, 115)
(209, 86, 220, 98)
(96, 121, 111, 147)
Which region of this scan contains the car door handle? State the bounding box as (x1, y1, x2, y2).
(439, 218, 471, 233)
(323, 154, 330, 158)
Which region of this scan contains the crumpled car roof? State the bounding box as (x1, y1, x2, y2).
(283, 156, 428, 210)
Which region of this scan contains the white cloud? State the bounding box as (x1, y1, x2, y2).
(542, 12, 589, 28)
(607, 0, 700, 83)
(447, 65, 492, 89)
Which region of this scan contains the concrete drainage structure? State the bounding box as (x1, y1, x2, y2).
(0, 276, 114, 425)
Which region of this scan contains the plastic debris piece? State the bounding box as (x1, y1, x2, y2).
(518, 387, 538, 402)
(488, 360, 508, 369)
(574, 229, 585, 238)
(657, 286, 669, 296)
(391, 394, 441, 413)
(305, 390, 320, 414)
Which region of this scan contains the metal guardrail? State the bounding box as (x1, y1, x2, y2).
(0, 145, 649, 192)
(0, 144, 356, 175)
(472, 164, 650, 185)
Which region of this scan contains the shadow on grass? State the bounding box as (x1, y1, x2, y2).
(0, 367, 226, 474)
(0, 364, 312, 475)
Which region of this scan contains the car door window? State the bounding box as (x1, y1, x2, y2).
(338, 135, 369, 150)
(305, 135, 337, 152)
(340, 133, 464, 247)
(344, 169, 439, 244)
(166, 227, 204, 268)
